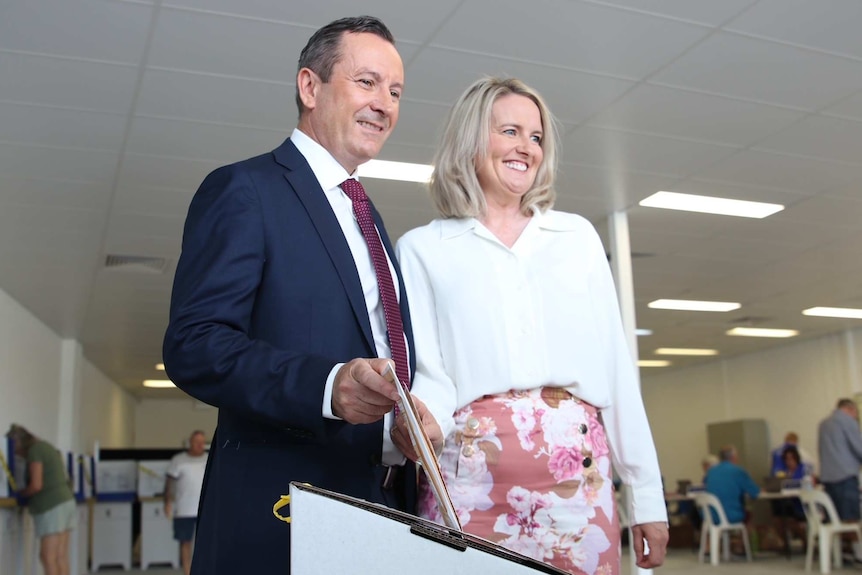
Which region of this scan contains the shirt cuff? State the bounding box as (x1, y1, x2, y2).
(322, 364, 344, 420)
(629, 485, 669, 526)
(381, 410, 406, 467)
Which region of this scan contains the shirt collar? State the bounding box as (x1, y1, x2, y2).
(291, 128, 354, 192)
(438, 207, 575, 240)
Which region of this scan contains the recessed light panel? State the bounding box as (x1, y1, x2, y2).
(726, 327, 799, 338)
(357, 160, 433, 183)
(640, 191, 783, 218)
(143, 379, 176, 388)
(802, 307, 862, 319)
(655, 348, 719, 356)
(648, 299, 741, 312)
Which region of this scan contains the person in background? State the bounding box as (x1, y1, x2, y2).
(770, 431, 815, 477)
(162, 15, 429, 575)
(701, 454, 720, 482)
(164, 430, 208, 575)
(705, 445, 760, 524)
(5, 424, 75, 575)
(393, 76, 667, 575)
(818, 398, 862, 559)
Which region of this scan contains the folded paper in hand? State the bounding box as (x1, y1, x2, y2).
(384, 364, 461, 531)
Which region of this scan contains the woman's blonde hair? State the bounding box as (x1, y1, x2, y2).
(429, 77, 559, 218)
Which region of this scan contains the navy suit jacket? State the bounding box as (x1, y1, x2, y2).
(163, 138, 416, 575)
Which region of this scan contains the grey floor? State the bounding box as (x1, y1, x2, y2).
(103, 547, 862, 574)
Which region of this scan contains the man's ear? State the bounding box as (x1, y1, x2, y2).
(297, 68, 320, 111)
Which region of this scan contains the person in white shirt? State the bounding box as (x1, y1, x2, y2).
(393, 77, 668, 574)
(165, 430, 208, 575)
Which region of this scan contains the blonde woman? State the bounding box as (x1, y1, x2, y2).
(393, 77, 667, 574)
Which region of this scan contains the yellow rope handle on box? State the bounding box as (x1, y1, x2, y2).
(0, 449, 18, 493)
(272, 494, 290, 523)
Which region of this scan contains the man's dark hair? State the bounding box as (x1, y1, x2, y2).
(294, 16, 394, 116)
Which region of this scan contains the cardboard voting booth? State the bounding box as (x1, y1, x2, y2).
(289, 483, 567, 575)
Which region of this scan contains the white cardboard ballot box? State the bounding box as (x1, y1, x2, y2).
(289, 482, 567, 575)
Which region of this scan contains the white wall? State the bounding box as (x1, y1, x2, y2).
(0, 288, 63, 442)
(134, 399, 218, 448)
(642, 327, 862, 488)
(0, 287, 135, 451)
(78, 359, 136, 451)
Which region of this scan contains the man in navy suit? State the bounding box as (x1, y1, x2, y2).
(163, 16, 441, 575)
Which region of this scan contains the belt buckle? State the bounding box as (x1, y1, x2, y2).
(382, 466, 396, 490)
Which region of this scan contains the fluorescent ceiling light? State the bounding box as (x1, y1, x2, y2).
(639, 191, 784, 219)
(655, 348, 719, 356)
(802, 306, 862, 319)
(726, 327, 799, 338)
(143, 379, 176, 388)
(638, 360, 670, 367)
(635, 328, 653, 336)
(155, 363, 165, 370)
(357, 159, 433, 183)
(648, 299, 741, 312)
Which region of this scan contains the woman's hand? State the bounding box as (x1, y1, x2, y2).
(631, 521, 669, 568)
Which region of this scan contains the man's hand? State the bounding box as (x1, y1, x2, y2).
(631, 521, 669, 568)
(332, 358, 400, 424)
(164, 501, 172, 517)
(391, 396, 443, 462)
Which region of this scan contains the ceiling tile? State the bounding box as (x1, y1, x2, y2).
(125, 116, 285, 163)
(405, 47, 636, 123)
(162, 0, 463, 45)
(556, 163, 680, 207)
(111, 187, 194, 217)
(118, 153, 220, 191)
(0, 0, 153, 63)
(431, 0, 709, 78)
(0, 176, 112, 210)
(652, 32, 862, 110)
(0, 142, 119, 182)
(725, 0, 862, 59)
(694, 148, 862, 193)
(563, 126, 738, 178)
(0, 103, 127, 150)
(823, 90, 862, 122)
(149, 8, 308, 81)
(754, 115, 862, 166)
(595, 0, 758, 25)
(0, 52, 138, 112)
(135, 68, 294, 129)
(589, 84, 804, 146)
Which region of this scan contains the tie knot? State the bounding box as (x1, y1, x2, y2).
(341, 178, 368, 203)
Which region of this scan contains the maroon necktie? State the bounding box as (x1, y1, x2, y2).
(341, 178, 410, 394)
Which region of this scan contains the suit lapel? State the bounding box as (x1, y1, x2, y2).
(274, 140, 376, 353)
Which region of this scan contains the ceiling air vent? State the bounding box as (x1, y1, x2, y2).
(104, 254, 168, 274)
(728, 315, 772, 326)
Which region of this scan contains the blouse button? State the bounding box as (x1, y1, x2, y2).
(466, 418, 480, 431)
(583, 456, 592, 468)
(578, 423, 588, 434)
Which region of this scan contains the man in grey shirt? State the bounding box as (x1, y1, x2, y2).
(818, 398, 862, 521)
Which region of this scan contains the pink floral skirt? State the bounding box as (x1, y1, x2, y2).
(418, 388, 620, 575)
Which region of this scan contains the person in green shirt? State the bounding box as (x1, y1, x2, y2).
(6, 424, 75, 575)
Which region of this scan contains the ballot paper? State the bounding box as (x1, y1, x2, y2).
(384, 364, 461, 531)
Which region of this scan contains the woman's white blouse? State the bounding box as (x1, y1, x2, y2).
(395, 210, 667, 525)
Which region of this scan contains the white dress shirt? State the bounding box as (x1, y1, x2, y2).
(290, 128, 402, 464)
(395, 209, 667, 524)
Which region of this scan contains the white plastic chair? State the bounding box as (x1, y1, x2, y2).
(694, 492, 753, 566)
(799, 488, 862, 573)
